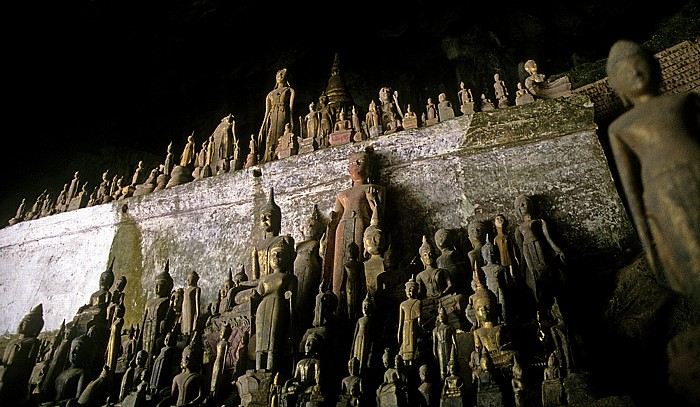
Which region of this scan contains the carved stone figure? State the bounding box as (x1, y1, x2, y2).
(294, 205, 324, 331)
(341, 242, 366, 320)
(523, 59, 571, 99)
(493, 73, 510, 108)
(119, 350, 148, 401)
(425, 98, 439, 126)
(259, 68, 295, 163)
(513, 194, 566, 305)
(0, 304, 44, 404)
(458, 82, 475, 115)
(325, 148, 386, 299)
(437, 93, 455, 122)
(378, 87, 403, 134)
(433, 306, 457, 381)
(398, 277, 421, 365)
(416, 236, 453, 300)
(435, 228, 467, 295)
(350, 293, 376, 376)
(515, 82, 534, 106)
(338, 357, 363, 407)
(210, 322, 232, 399)
(253, 236, 297, 371)
(541, 353, 564, 407)
(252, 188, 290, 280)
(140, 261, 174, 369)
(606, 39, 700, 304)
(480, 94, 495, 111)
(182, 270, 201, 336)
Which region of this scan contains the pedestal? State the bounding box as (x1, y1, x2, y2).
(329, 130, 353, 146)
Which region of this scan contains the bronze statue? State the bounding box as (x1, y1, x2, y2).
(398, 276, 421, 366)
(493, 73, 510, 108)
(513, 194, 566, 304)
(139, 260, 174, 369)
(523, 59, 571, 99)
(350, 293, 376, 375)
(259, 68, 295, 163)
(432, 305, 457, 381)
(325, 148, 386, 299)
(341, 242, 367, 320)
(416, 236, 454, 300)
(606, 39, 700, 303)
(253, 236, 297, 371)
(0, 304, 44, 404)
(181, 270, 201, 336)
(293, 205, 324, 331)
(252, 188, 289, 280)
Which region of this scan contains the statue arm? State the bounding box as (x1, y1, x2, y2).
(194, 287, 201, 327)
(258, 95, 272, 144)
(252, 247, 260, 280)
(540, 220, 565, 264)
(397, 306, 404, 345)
(288, 88, 296, 132)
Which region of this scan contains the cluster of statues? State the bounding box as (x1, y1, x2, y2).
(1, 145, 593, 407)
(6, 55, 573, 229)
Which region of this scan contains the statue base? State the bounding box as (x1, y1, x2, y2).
(329, 130, 353, 146)
(425, 118, 439, 126)
(563, 372, 595, 405)
(298, 138, 316, 154)
(541, 379, 565, 407)
(235, 370, 274, 407)
(403, 116, 418, 129)
(438, 106, 455, 121)
(368, 125, 381, 138)
(460, 103, 475, 115)
(476, 383, 503, 407)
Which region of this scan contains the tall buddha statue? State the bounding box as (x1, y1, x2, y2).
(324, 148, 386, 300)
(362, 207, 386, 298)
(435, 228, 468, 295)
(140, 260, 174, 368)
(293, 204, 324, 332)
(398, 276, 421, 366)
(258, 68, 295, 163)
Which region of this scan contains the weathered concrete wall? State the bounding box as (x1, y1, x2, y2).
(0, 95, 637, 334)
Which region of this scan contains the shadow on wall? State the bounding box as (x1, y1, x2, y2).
(109, 203, 146, 329)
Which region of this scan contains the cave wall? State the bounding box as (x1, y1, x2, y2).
(0, 94, 637, 334)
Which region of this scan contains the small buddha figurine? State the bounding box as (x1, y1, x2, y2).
(330, 108, 353, 146)
(366, 100, 382, 137)
(351, 106, 366, 141)
(458, 82, 475, 115)
(140, 260, 175, 369)
(513, 194, 566, 305)
(107, 275, 127, 324)
(341, 241, 367, 320)
(252, 235, 298, 371)
(435, 228, 468, 295)
(493, 73, 510, 108)
(493, 214, 517, 283)
(170, 341, 206, 406)
(181, 270, 201, 337)
(244, 136, 258, 169)
(54, 335, 94, 402)
(515, 82, 534, 106)
(467, 220, 486, 270)
(402, 104, 419, 129)
(378, 87, 403, 134)
(417, 364, 436, 407)
(350, 293, 376, 375)
(338, 357, 363, 407)
(376, 348, 406, 406)
(398, 276, 422, 366)
(304, 102, 320, 141)
(441, 357, 464, 406)
(275, 122, 298, 159)
(541, 352, 564, 407)
(333, 108, 351, 132)
(416, 236, 454, 300)
(210, 322, 233, 399)
(149, 330, 181, 396)
(8, 198, 26, 225)
(362, 208, 386, 298)
(523, 59, 571, 100)
(432, 305, 457, 381)
(119, 350, 148, 401)
(481, 239, 508, 322)
(480, 94, 495, 111)
(425, 98, 439, 126)
(180, 133, 196, 168)
(511, 357, 525, 407)
(105, 300, 125, 373)
(121, 369, 148, 407)
(251, 188, 290, 280)
(437, 92, 455, 122)
(282, 333, 324, 405)
(0, 304, 44, 404)
(294, 205, 324, 331)
(317, 93, 334, 146)
(89, 259, 115, 308)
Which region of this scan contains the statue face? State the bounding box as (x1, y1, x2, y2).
(155, 279, 171, 298)
(434, 229, 450, 248)
(468, 221, 484, 241)
(363, 227, 383, 255)
(136, 350, 147, 367)
(379, 87, 390, 102)
(260, 209, 279, 233)
(494, 215, 505, 228)
(420, 250, 435, 268)
(475, 300, 494, 324)
(348, 153, 369, 182)
(304, 337, 317, 355)
(405, 284, 417, 299)
(270, 245, 291, 272)
(514, 195, 532, 218)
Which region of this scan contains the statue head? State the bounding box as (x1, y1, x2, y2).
(304, 332, 320, 356)
(524, 59, 538, 74)
(548, 352, 558, 368)
(223, 269, 234, 293)
(438, 93, 447, 102)
(348, 150, 371, 184)
(269, 236, 295, 273)
(220, 322, 233, 340)
(115, 275, 127, 292)
(233, 265, 248, 286)
(606, 40, 660, 107)
(419, 235, 436, 267)
(308, 102, 315, 112)
(379, 87, 391, 103)
(186, 270, 199, 287)
(69, 335, 92, 369)
(363, 216, 385, 256)
(514, 194, 533, 219)
(345, 241, 360, 262)
(275, 68, 288, 86)
(437, 305, 447, 324)
(164, 330, 177, 347)
(100, 259, 116, 291)
(419, 364, 429, 382)
(170, 288, 184, 311)
(17, 304, 44, 337)
(467, 220, 486, 244)
(473, 282, 497, 326)
(494, 214, 507, 229)
(434, 228, 454, 250)
(154, 260, 174, 298)
(405, 275, 419, 299)
(260, 188, 281, 236)
(135, 350, 148, 367)
(382, 348, 393, 368)
(300, 204, 323, 241)
(362, 293, 373, 317)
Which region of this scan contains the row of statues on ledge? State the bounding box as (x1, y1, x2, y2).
(1, 147, 597, 407)
(6, 54, 571, 228)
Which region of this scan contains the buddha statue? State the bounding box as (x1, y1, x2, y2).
(376, 348, 407, 407)
(515, 82, 535, 106)
(523, 59, 571, 100)
(493, 214, 517, 283)
(140, 260, 175, 369)
(541, 352, 564, 407)
(417, 364, 436, 407)
(435, 228, 468, 295)
(181, 270, 201, 337)
(106, 300, 125, 373)
(378, 87, 403, 134)
(258, 68, 295, 163)
(416, 236, 453, 300)
(362, 208, 386, 298)
(54, 334, 94, 402)
(366, 100, 382, 137)
(480, 94, 495, 111)
(0, 304, 44, 404)
(458, 82, 475, 115)
(325, 148, 386, 300)
(481, 239, 508, 322)
(466, 220, 487, 270)
(350, 293, 376, 376)
(170, 341, 206, 406)
(119, 350, 148, 401)
(493, 73, 510, 108)
(425, 98, 439, 126)
(398, 276, 421, 366)
(252, 235, 297, 371)
(149, 330, 181, 396)
(437, 92, 455, 122)
(441, 357, 464, 405)
(107, 275, 127, 322)
(338, 357, 363, 407)
(433, 305, 457, 381)
(341, 242, 366, 320)
(282, 333, 324, 407)
(293, 204, 324, 331)
(89, 258, 115, 308)
(251, 188, 290, 280)
(210, 322, 232, 400)
(317, 93, 334, 147)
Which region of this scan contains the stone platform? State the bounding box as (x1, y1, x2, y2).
(0, 95, 637, 334)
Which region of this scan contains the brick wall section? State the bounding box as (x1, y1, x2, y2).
(573, 39, 700, 122)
